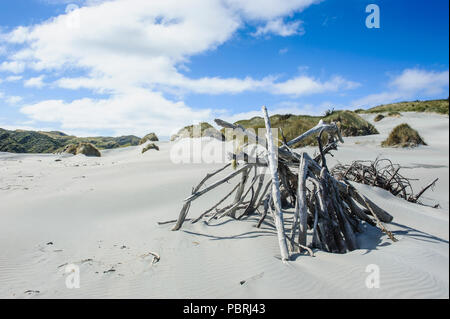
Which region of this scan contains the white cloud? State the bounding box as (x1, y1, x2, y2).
(24, 75, 46, 88)
(1, 0, 350, 135)
(224, 0, 320, 20)
(353, 68, 449, 107)
(6, 75, 22, 82)
(0, 61, 25, 73)
(252, 19, 304, 37)
(272, 75, 360, 96)
(20, 88, 212, 137)
(6, 96, 23, 105)
(391, 69, 449, 95)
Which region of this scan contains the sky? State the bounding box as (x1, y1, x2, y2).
(0, 0, 448, 138)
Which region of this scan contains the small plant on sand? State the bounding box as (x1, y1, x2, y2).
(382, 123, 427, 148)
(387, 111, 401, 118)
(76, 143, 102, 157)
(171, 122, 224, 141)
(63, 143, 78, 155)
(142, 143, 159, 153)
(374, 114, 385, 122)
(139, 133, 159, 144)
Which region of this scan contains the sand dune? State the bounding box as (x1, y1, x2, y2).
(0, 112, 448, 298)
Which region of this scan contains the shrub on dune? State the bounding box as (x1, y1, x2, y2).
(170, 122, 224, 141)
(63, 144, 78, 155)
(387, 111, 402, 118)
(374, 114, 385, 122)
(382, 123, 427, 148)
(142, 143, 159, 153)
(76, 143, 102, 157)
(139, 133, 159, 144)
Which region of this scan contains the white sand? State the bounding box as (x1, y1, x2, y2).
(0, 112, 448, 299)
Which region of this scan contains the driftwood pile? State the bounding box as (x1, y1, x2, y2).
(171, 106, 396, 261)
(332, 159, 439, 207)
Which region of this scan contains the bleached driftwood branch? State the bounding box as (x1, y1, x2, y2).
(171, 106, 397, 262)
(262, 105, 290, 261)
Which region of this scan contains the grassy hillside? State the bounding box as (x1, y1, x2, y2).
(0, 128, 141, 154)
(225, 110, 378, 147)
(356, 99, 449, 115)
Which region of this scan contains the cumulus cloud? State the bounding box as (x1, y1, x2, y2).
(6, 96, 23, 105)
(6, 75, 22, 82)
(224, 0, 320, 20)
(353, 68, 449, 107)
(0, 61, 25, 73)
(24, 75, 46, 88)
(273, 75, 360, 96)
(252, 19, 304, 37)
(1, 0, 350, 135)
(20, 88, 212, 137)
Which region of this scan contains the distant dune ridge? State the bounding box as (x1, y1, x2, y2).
(1, 99, 447, 154)
(0, 129, 141, 154)
(356, 98, 449, 115)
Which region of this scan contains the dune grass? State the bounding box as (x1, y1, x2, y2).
(374, 114, 385, 122)
(387, 111, 402, 117)
(142, 143, 159, 153)
(381, 123, 427, 148)
(359, 99, 449, 115)
(139, 133, 159, 145)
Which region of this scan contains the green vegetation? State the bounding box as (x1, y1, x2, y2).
(142, 143, 160, 153)
(0, 128, 141, 154)
(170, 122, 224, 141)
(63, 142, 101, 156)
(225, 110, 378, 147)
(360, 99, 449, 115)
(381, 123, 427, 148)
(75, 143, 102, 157)
(63, 144, 78, 155)
(374, 114, 385, 122)
(139, 132, 159, 144)
(387, 111, 401, 117)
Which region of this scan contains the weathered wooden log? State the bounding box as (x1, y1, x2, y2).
(191, 183, 240, 224)
(285, 120, 344, 147)
(295, 153, 309, 248)
(262, 105, 290, 261)
(172, 163, 231, 230)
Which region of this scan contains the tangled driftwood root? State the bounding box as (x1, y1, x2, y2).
(332, 159, 439, 207)
(169, 106, 397, 262)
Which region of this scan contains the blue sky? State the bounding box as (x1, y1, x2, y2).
(0, 0, 448, 138)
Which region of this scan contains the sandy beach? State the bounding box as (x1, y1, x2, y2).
(0, 112, 448, 299)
